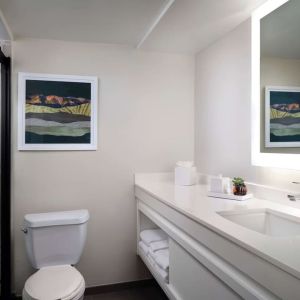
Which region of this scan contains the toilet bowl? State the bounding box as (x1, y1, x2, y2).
(22, 265, 85, 300)
(22, 210, 89, 300)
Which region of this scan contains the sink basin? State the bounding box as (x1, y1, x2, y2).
(217, 208, 300, 237)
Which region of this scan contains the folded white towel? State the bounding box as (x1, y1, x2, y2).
(149, 248, 169, 271)
(155, 264, 169, 282)
(138, 241, 149, 255)
(156, 249, 169, 270)
(147, 254, 157, 268)
(147, 254, 169, 283)
(148, 248, 156, 260)
(150, 239, 169, 252)
(140, 229, 168, 247)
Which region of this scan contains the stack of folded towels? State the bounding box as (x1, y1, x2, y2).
(139, 229, 169, 283)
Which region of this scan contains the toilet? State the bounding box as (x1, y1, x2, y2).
(22, 209, 89, 300)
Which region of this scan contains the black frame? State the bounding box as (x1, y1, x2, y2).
(0, 48, 11, 299)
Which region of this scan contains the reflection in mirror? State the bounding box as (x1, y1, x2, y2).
(261, 0, 300, 154)
(251, 0, 300, 169)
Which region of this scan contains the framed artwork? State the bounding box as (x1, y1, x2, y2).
(18, 72, 98, 150)
(265, 86, 300, 148)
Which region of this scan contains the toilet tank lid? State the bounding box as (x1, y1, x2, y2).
(24, 209, 90, 228)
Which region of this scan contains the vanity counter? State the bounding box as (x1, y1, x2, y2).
(135, 173, 300, 281)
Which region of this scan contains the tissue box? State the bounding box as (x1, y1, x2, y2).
(209, 176, 223, 193)
(175, 165, 197, 186)
(209, 176, 231, 194)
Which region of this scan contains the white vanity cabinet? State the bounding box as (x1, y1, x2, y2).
(135, 175, 300, 300)
(169, 239, 242, 300)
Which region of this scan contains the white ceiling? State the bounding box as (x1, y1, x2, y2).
(141, 0, 267, 53)
(0, 0, 267, 54)
(261, 0, 300, 60)
(0, 0, 166, 45)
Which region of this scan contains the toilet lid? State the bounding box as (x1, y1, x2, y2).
(24, 265, 84, 300)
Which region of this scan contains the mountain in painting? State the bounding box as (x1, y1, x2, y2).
(25, 94, 91, 144)
(26, 94, 90, 108)
(270, 105, 300, 142)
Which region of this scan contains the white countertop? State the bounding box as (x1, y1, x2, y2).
(135, 173, 300, 279)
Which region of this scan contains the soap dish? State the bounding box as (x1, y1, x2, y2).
(207, 192, 253, 201)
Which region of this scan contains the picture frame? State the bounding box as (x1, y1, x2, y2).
(18, 72, 98, 151)
(265, 85, 300, 148)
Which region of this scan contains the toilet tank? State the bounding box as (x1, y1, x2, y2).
(23, 210, 89, 269)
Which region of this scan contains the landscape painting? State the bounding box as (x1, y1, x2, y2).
(18, 73, 97, 150)
(265, 86, 300, 147)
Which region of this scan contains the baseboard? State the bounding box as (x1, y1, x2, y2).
(85, 278, 156, 295)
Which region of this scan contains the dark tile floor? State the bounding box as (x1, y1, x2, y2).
(84, 284, 168, 300)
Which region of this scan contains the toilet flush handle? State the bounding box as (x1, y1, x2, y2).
(21, 227, 28, 234)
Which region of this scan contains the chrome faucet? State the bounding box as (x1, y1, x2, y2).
(288, 182, 300, 201)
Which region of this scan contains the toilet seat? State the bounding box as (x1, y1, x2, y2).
(22, 265, 85, 300)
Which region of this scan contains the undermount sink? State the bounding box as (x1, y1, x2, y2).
(217, 208, 300, 237)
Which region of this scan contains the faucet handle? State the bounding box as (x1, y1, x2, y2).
(288, 182, 300, 201)
(288, 195, 296, 201)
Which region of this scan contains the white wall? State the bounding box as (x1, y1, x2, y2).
(0, 18, 10, 40)
(195, 20, 300, 195)
(261, 57, 300, 87)
(12, 39, 195, 293)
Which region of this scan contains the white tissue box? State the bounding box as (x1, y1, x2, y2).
(175, 165, 197, 186)
(209, 176, 223, 193)
(209, 176, 231, 194)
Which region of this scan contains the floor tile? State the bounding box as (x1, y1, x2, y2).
(84, 284, 168, 300)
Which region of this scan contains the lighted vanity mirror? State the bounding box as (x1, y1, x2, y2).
(252, 0, 300, 169)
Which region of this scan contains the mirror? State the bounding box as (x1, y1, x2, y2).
(251, 0, 300, 169)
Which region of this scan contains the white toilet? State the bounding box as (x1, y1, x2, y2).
(22, 209, 89, 300)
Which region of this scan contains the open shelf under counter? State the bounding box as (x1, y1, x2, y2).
(137, 246, 179, 300)
(135, 173, 300, 300)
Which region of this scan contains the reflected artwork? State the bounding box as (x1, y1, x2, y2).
(265, 86, 300, 147)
